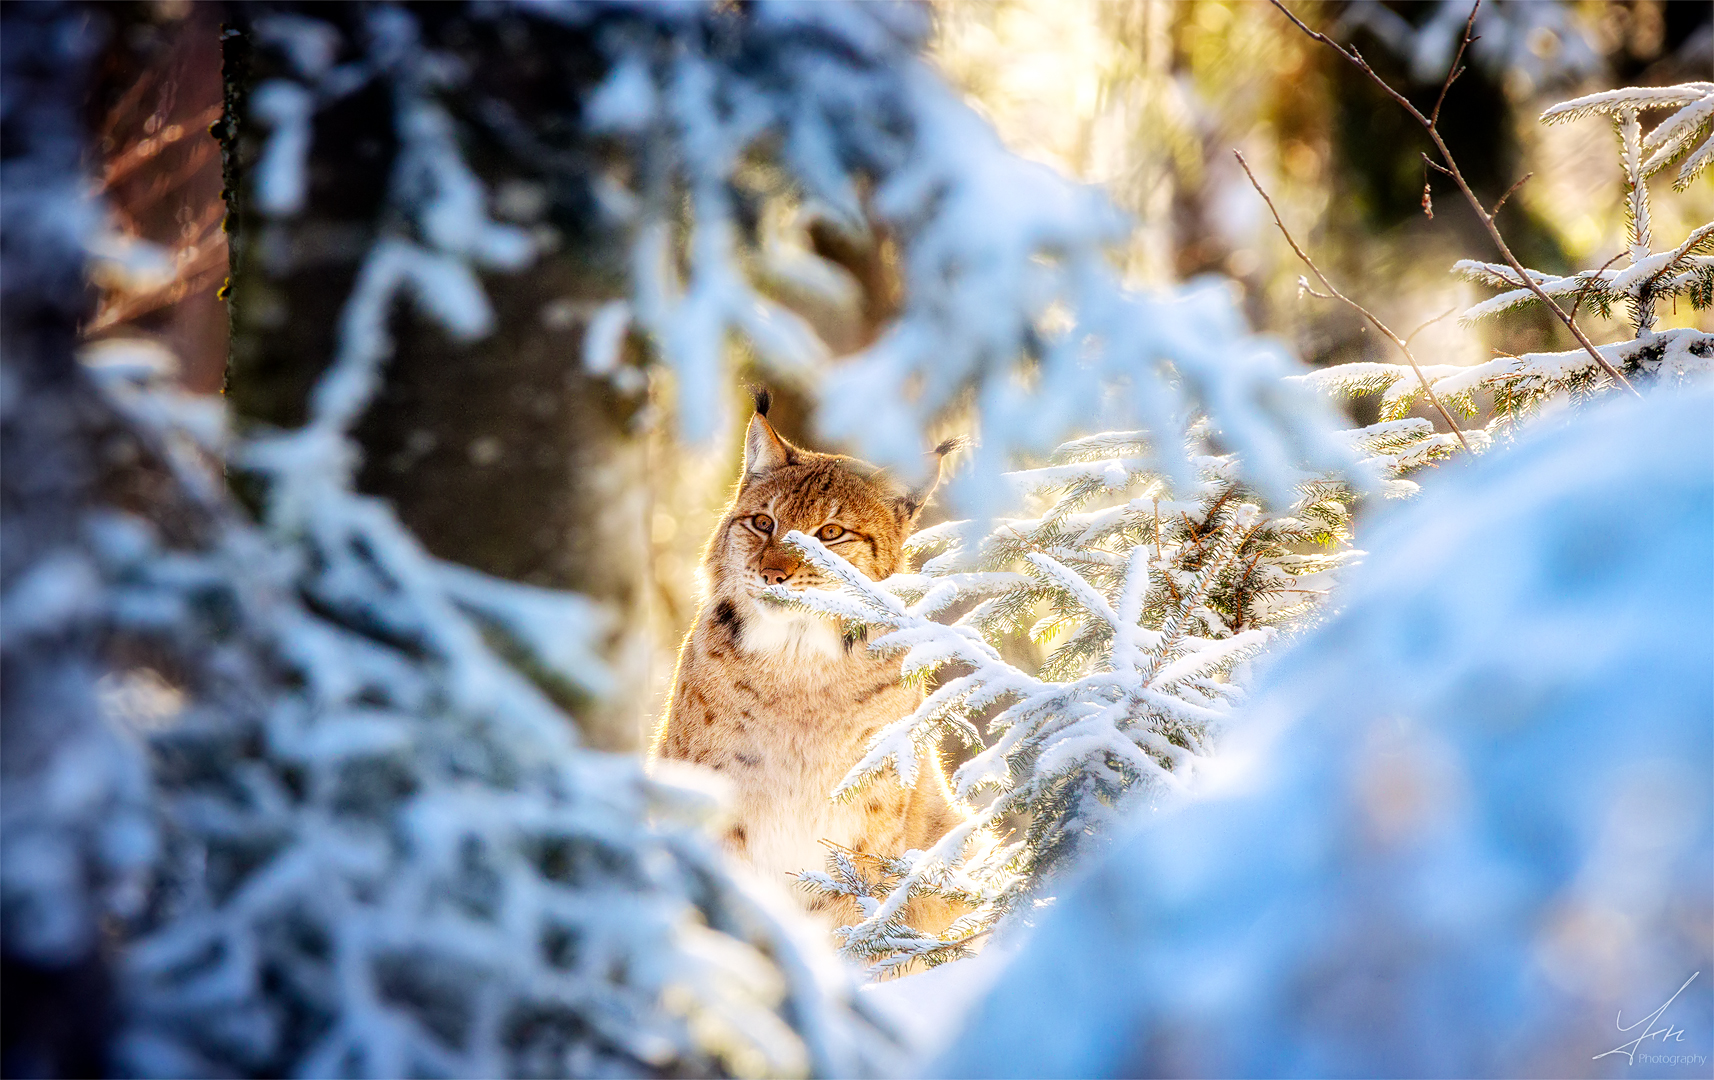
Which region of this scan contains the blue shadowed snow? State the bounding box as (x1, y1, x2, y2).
(935, 387, 1714, 1078)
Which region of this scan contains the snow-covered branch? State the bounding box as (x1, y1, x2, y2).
(772, 429, 1354, 974)
(1301, 81, 1713, 459)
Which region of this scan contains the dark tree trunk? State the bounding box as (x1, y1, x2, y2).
(222, 6, 655, 750)
(87, 1, 229, 393)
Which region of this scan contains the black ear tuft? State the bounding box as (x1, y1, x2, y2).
(933, 435, 968, 458)
(751, 386, 772, 417)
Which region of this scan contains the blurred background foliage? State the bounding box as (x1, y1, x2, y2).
(933, 0, 1711, 399)
(85, 0, 1712, 750)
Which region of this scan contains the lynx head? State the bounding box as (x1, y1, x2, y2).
(703, 390, 957, 657)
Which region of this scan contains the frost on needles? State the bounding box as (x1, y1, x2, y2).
(776, 431, 1357, 975)
(219, 0, 1365, 991)
(1298, 81, 1713, 457)
(7, 6, 920, 1076)
(539, 3, 1352, 509)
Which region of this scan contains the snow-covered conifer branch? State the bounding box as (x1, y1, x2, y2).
(1454, 85, 1714, 346)
(0, 7, 906, 1073)
(1541, 82, 1714, 190)
(933, 385, 1714, 1080)
(108, 167, 890, 1080)
(1300, 75, 1713, 455)
(570, 4, 1355, 509)
(243, 1, 1358, 516)
(2, 7, 160, 1013)
(772, 428, 1355, 974)
(1276, 0, 1644, 398)
(214, 0, 1367, 996)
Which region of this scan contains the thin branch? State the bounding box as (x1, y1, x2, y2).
(1568, 251, 1629, 323)
(1271, 0, 1641, 397)
(1403, 306, 1457, 348)
(1234, 149, 1472, 454)
(1272, 2, 1438, 127)
(1489, 172, 1533, 216)
(1428, 1, 1479, 127)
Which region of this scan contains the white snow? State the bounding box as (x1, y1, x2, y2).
(935, 386, 1714, 1077)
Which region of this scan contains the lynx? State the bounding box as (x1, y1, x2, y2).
(652, 391, 965, 931)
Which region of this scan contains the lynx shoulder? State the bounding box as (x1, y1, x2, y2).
(651, 391, 966, 932)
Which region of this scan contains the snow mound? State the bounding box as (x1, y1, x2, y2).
(936, 387, 1714, 1077)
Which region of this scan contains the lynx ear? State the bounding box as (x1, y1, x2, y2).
(742, 388, 796, 482)
(893, 435, 965, 526)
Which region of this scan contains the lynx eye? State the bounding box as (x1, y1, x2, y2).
(749, 514, 775, 535)
(816, 524, 847, 543)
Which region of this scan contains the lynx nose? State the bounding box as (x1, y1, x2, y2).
(758, 549, 800, 586)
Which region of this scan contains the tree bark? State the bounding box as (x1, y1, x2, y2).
(222, 5, 655, 750)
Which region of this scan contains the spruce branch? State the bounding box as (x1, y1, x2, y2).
(1233, 149, 1473, 454)
(1639, 221, 1714, 305)
(1568, 252, 1630, 323)
(1542, 83, 1714, 190)
(1271, 0, 1641, 398)
(776, 445, 1353, 973)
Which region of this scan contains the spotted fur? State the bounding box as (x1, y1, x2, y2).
(651, 393, 965, 933)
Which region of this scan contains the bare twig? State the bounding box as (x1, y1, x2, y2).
(1428, 2, 1478, 128)
(1404, 306, 1457, 348)
(1567, 251, 1629, 323)
(1152, 498, 1162, 567)
(1234, 150, 1472, 453)
(1489, 172, 1533, 216)
(1271, 0, 1640, 397)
